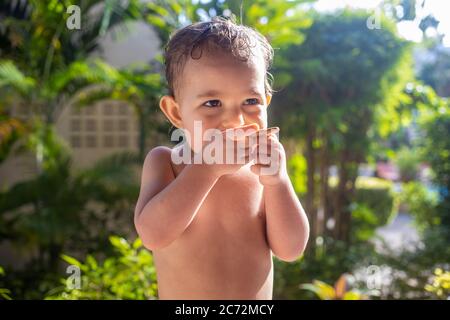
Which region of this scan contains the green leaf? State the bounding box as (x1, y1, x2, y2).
(60, 254, 82, 268)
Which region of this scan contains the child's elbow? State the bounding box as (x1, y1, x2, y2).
(275, 247, 306, 263)
(274, 233, 309, 262)
(134, 215, 170, 251)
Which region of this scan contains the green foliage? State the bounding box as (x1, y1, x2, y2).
(274, 9, 412, 132)
(287, 153, 307, 195)
(376, 225, 450, 299)
(0, 60, 35, 94)
(354, 177, 397, 220)
(350, 203, 380, 242)
(271, 9, 411, 243)
(0, 118, 141, 278)
(419, 48, 450, 97)
(0, 0, 142, 76)
(0, 266, 12, 300)
(419, 106, 450, 189)
(274, 237, 381, 299)
(395, 147, 421, 182)
(374, 100, 450, 299)
(400, 182, 439, 234)
(352, 177, 398, 241)
(328, 176, 397, 242)
(45, 236, 157, 300)
(145, 0, 312, 49)
(418, 105, 450, 241)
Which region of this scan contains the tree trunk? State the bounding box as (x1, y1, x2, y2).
(334, 152, 359, 244)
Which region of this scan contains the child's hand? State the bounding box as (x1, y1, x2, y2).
(199, 123, 259, 178)
(249, 128, 289, 186)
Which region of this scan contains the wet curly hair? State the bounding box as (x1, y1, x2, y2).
(163, 16, 274, 99)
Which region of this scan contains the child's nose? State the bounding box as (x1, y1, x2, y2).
(221, 111, 245, 129)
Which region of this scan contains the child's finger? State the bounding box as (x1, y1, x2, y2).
(220, 123, 259, 135)
(230, 124, 260, 141)
(250, 163, 274, 176)
(237, 150, 253, 164)
(246, 127, 279, 145)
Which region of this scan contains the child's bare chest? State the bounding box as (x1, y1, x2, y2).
(197, 169, 264, 227)
(155, 162, 270, 287)
(171, 162, 265, 238)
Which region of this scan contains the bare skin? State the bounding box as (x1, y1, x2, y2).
(134, 48, 309, 299)
(155, 145, 271, 299)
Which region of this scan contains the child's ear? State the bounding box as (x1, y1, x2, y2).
(266, 94, 272, 107)
(159, 95, 183, 129)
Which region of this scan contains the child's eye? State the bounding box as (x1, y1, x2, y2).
(203, 100, 221, 108)
(244, 98, 261, 105)
(202, 98, 261, 108)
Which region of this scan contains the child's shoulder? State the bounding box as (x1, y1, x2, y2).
(145, 145, 173, 161)
(143, 145, 175, 175)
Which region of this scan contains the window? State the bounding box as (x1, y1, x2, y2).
(85, 105, 97, 115)
(70, 135, 81, 148)
(118, 135, 129, 148)
(103, 119, 114, 131)
(118, 119, 129, 131)
(85, 119, 97, 132)
(118, 103, 129, 115)
(103, 135, 114, 148)
(103, 103, 114, 116)
(86, 135, 97, 148)
(70, 119, 81, 132)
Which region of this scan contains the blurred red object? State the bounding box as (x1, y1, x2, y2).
(376, 162, 399, 181)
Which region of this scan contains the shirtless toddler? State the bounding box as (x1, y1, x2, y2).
(134, 17, 309, 300)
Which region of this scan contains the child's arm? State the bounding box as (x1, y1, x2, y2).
(263, 181, 310, 262)
(250, 132, 310, 262)
(134, 146, 219, 251)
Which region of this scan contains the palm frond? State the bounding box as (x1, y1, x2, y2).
(0, 60, 35, 94)
(79, 151, 140, 187)
(47, 60, 121, 94)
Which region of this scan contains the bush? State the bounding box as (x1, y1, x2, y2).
(419, 107, 450, 242)
(273, 237, 382, 299)
(45, 236, 158, 300)
(0, 266, 12, 300)
(349, 203, 379, 242)
(329, 176, 398, 242)
(395, 147, 421, 182)
(287, 153, 307, 196)
(399, 181, 439, 234)
(375, 226, 450, 299)
(354, 177, 398, 225)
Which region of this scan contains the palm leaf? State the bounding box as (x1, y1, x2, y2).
(0, 60, 35, 94)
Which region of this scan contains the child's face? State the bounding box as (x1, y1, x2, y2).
(163, 49, 271, 149)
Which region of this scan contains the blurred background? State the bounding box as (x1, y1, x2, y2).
(0, 0, 448, 300)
